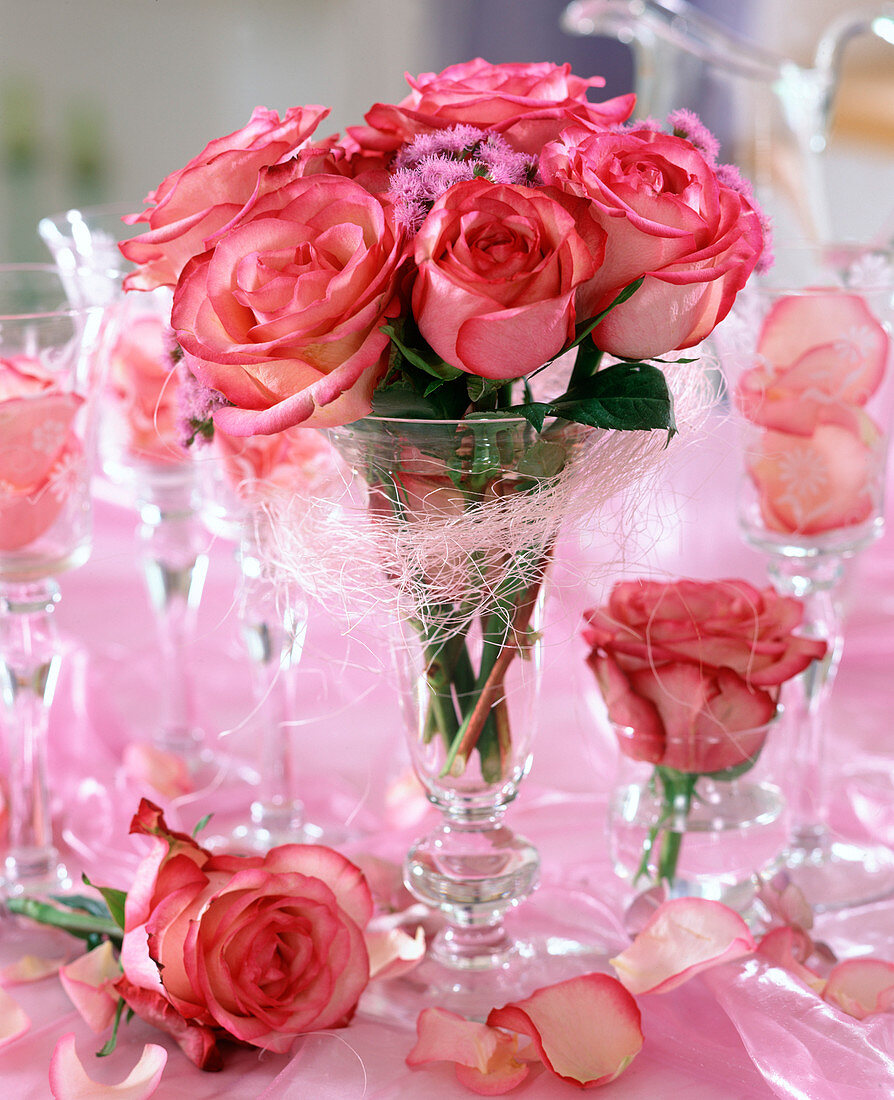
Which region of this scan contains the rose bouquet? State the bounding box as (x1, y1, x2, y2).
(583, 578, 827, 888)
(116, 59, 769, 791)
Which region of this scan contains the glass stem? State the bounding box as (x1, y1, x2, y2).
(136, 475, 208, 757)
(238, 539, 308, 833)
(0, 581, 66, 891)
(767, 554, 845, 849)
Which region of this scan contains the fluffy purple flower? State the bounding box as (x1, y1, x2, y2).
(177, 360, 228, 447)
(666, 109, 720, 163)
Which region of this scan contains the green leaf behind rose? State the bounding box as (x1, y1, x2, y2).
(507, 362, 677, 436)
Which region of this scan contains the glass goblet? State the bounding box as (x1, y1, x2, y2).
(717, 241, 894, 909)
(0, 264, 105, 896)
(39, 206, 211, 765)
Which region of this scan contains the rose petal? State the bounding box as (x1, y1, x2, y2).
(611, 897, 756, 995)
(487, 972, 643, 1088)
(366, 925, 426, 981)
(122, 744, 194, 800)
(407, 1007, 529, 1095)
(756, 926, 826, 994)
(0, 985, 29, 1047)
(49, 1034, 167, 1100)
(59, 942, 122, 1033)
(823, 958, 894, 1020)
(0, 953, 66, 984)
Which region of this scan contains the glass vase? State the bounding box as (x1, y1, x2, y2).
(608, 724, 787, 913)
(327, 414, 600, 1013)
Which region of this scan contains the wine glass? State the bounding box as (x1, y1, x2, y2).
(199, 425, 342, 850)
(38, 206, 212, 767)
(716, 241, 894, 910)
(0, 264, 105, 896)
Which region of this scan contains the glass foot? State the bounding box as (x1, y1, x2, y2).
(2, 853, 72, 900)
(768, 832, 894, 911)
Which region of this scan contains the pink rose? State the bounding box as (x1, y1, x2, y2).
(583, 579, 826, 773)
(172, 170, 406, 435)
(736, 292, 889, 435)
(117, 800, 373, 1065)
(348, 59, 635, 157)
(121, 105, 329, 291)
(105, 307, 186, 464)
(412, 179, 603, 378)
(540, 127, 766, 358)
(0, 356, 83, 551)
(211, 422, 334, 500)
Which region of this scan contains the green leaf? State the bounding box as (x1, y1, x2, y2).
(192, 812, 213, 838)
(509, 362, 676, 435)
(515, 440, 568, 477)
(82, 874, 127, 932)
(380, 322, 463, 383)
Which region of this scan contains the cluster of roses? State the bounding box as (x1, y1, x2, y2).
(735, 291, 890, 537)
(119, 58, 767, 440)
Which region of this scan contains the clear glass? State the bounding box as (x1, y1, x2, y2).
(608, 725, 786, 914)
(715, 242, 894, 909)
(561, 0, 894, 241)
(39, 205, 211, 764)
(0, 265, 105, 895)
(328, 416, 601, 1012)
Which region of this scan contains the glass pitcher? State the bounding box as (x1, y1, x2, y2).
(562, 0, 894, 241)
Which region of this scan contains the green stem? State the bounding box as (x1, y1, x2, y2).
(635, 768, 699, 888)
(7, 896, 123, 943)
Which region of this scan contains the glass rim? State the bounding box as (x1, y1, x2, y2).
(0, 263, 103, 320)
(329, 414, 536, 429)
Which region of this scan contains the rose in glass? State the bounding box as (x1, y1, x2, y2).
(348, 59, 636, 158)
(121, 105, 329, 291)
(539, 127, 766, 358)
(172, 170, 406, 435)
(0, 356, 83, 551)
(117, 800, 372, 1066)
(412, 179, 603, 378)
(582, 579, 826, 773)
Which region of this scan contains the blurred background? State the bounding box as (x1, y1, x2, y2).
(1, 0, 892, 261)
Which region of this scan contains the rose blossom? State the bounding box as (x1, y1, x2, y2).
(539, 126, 766, 358)
(412, 179, 604, 378)
(116, 800, 373, 1067)
(0, 356, 83, 551)
(172, 169, 406, 435)
(347, 58, 635, 157)
(121, 105, 329, 292)
(583, 578, 826, 772)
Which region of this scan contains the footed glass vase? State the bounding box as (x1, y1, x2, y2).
(608, 723, 787, 913)
(327, 415, 597, 1005)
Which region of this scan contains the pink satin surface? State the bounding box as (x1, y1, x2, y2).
(1, 413, 893, 1098)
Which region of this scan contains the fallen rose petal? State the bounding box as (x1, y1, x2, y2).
(366, 924, 426, 981)
(49, 1034, 166, 1099)
(756, 926, 826, 994)
(823, 958, 894, 1020)
(59, 942, 122, 1033)
(0, 953, 66, 984)
(0, 985, 29, 1047)
(487, 972, 643, 1088)
(611, 897, 756, 995)
(122, 743, 194, 800)
(407, 1006, 529, 1094)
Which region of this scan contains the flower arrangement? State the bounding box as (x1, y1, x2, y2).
(115, 59, 769, 790)
(582, 578, 827, 885)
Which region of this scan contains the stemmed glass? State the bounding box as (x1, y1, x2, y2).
(200, 426, 339, 850)
(38, 206, 212, 766)
(717, 242, 894, 909)
(0, 265, 105, 895)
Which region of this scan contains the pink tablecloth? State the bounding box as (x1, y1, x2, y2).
(2, 414, 893, 1098)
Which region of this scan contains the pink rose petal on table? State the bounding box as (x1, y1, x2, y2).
(0, 985, 29, 1047)
(487, 972, 643, 1088)
(611, 897, 756, 995)
(823, 958, 894, 1020)
(122, 743, 194, 799)
(407, 1006, 530, 1095)
(755, 926, 826, 994)
(59, 942, 123, 1033)
(49, 1034, 167, 1100)
(366, 924, 426, 981)
(0, 953, 66, 984)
